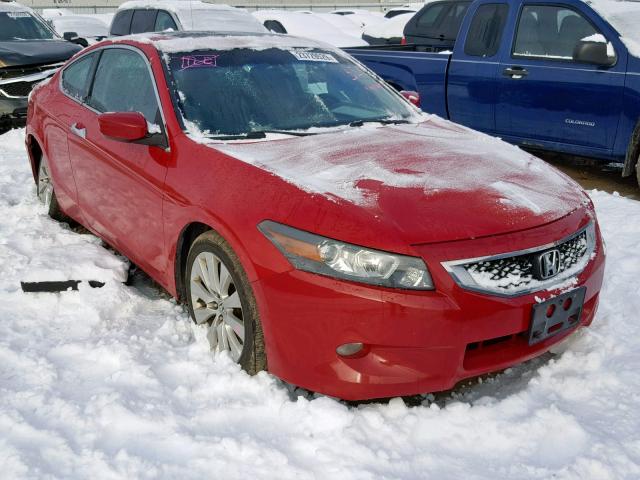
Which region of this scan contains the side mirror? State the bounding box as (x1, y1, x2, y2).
(63, 32, 88, 48)
(573, 40, 616, 67)
(400, 90, 421, 107)
(98, 112, 167, 148)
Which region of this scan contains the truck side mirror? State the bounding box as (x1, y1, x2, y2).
(573, 40, 616, 67)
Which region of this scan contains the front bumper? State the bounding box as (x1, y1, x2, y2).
(253, 209, 605, 400)
(1, 65, 60, 124)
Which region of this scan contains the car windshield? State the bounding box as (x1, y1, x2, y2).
(178, 9, 266, 33)
(0, 11, 55, 41)
(165, 48, 417, 137)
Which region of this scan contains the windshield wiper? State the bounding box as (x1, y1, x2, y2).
(207, 129, 317, 140)
(349, 119, 411, 127)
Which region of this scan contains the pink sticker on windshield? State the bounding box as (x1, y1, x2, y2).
(180, 55, 220, 71)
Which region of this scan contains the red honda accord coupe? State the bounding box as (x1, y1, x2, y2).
(25, 32, 605, 400)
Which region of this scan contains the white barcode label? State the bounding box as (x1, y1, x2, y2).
(289, 50, 338, 63)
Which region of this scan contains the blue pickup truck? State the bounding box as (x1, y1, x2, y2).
(346, 0, 640, 187)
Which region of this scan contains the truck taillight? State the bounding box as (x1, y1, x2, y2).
(401, 37, 407, 45)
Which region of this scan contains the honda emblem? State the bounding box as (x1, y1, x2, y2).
(537, 249, 561, 280)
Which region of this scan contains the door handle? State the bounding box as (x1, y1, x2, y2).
(503, 67, 529, 79)
(70, 122, 86, 139)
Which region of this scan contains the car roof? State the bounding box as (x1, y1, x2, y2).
(114, 30, 333, 53)
(0, 1, 33, 13)
(118, 0, 236, 12)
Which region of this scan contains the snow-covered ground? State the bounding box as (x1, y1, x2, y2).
(1, 128, 639, 479)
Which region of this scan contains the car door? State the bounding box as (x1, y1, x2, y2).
(66, 46, 170, 281)
(447, 2, 509, 134)
(495, 2, 626, 152)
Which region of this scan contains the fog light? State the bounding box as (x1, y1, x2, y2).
(336, 342, 364, 357)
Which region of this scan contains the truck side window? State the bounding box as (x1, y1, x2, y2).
(130, 9, 158, 34)
(513, 5, 602, 60)
(464, 4, 509, 57)
(110, 10, 133, 36)
(155, 10, 177, 32)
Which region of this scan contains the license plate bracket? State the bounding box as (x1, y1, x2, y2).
(529, 287, 586, 346)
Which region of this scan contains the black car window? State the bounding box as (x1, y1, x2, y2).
(131, 9, 158, 34)
(155, 10, 178, 31)
(89, 48, 159, 123)
(513, 5, 601, 60)
(0, 12, 55, 41)
(110, 10, 133, 36)
(464, 4, 509, 57)
(408, 1, 471, 42)
(263, 20, 287, 34)
(61, 53, 97, 101)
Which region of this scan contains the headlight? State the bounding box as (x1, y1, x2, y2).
(259, 220, 434, 290)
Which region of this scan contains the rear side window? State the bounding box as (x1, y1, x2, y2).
(110, 10, 133, 36)
(264, 20, 287, 34)
(131, 9, 157, 34)
(155, 10, 178, 31)
(464, 4, 509, 57)
(61, 53, 96, 101)
(88, 48, 160, 123)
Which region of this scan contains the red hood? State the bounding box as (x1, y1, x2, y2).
(214, 118, 587, 244)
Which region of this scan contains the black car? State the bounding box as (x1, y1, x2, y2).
(403, 0, 471, 51)
(0, 1, 81, 131)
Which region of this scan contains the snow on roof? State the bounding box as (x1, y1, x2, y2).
(253, 10, 367, 47)
(364, 12, 413, 39)
(118, 0, 235, 13)
(586, 0, 640, 57)
(121, 30, 332, 53)
(0, 1, 33, 13)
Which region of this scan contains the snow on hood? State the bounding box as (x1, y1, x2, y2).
(211, 116, 586, 242)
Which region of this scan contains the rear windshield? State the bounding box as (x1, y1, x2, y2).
(408, 1, 471, 42)
(165, 48, 417, 136)
(0, 11, 55, 41)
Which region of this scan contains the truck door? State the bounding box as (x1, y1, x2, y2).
(447, 2, 510, 134)
(495, 1, 625, 152)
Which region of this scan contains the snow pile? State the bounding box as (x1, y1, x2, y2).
(363, 12, 413, 41)
(1, 128, 640, 478)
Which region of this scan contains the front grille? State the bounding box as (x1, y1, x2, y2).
(0, 62, 62, 81)
(465, 231, 587, 290)
(442, 223, 596, 296)
(0, 81, 38, 98)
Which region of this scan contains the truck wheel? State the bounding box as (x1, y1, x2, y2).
(185, 230, 267, 375)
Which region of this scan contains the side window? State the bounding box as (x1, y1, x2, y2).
(131, 9, 158, 34)
(263, 20, 287, 34)
(155, 10, 178, 32)
(88, 49, 160, 123)
(61, 53, 96, 101)
(464, 4, 509, 57)
(415, 3, 448, 29)
(513, 5, 600, 60)
(110, 10, 133, 36)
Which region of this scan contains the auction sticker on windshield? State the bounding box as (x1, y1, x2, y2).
(289, 50, 338, 63)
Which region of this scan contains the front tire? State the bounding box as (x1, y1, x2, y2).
(185, 230, 266, 374)
(36, 155, 67, 221)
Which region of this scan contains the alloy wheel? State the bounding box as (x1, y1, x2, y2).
(37, 158, 54, 209)
(189, 251, 245, 360)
